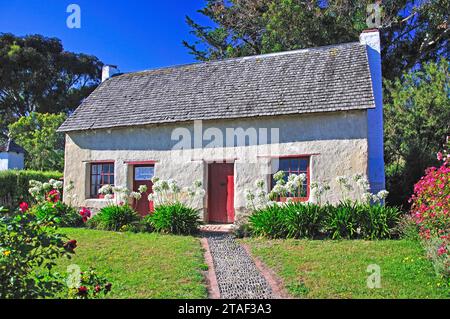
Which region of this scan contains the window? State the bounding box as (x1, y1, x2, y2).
(271, 156, 310, 200)
(90, 162, 115, 198)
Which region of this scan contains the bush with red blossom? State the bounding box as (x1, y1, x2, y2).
(68, 268, 112, 299)
(410, 138, 450, 278)
(79, 208, 92, 223)
(46, 189, 61, 203)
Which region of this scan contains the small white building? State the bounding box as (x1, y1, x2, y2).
(58, 30, 386, 224)
(0, 138, 25, 171)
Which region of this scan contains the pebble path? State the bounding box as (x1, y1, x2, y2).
(205, 232, 276, 299)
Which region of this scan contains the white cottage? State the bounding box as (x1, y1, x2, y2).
(0, 138, 25, 171)
(58, 30, 385, 224)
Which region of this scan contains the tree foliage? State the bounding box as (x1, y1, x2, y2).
(184, 0, 449, 80)
(0, 33, 102, 136)
(384, 59, 450, 206)
(8, 112, 67, 172)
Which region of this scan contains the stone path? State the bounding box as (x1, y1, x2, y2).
(204, 232, 276, 299)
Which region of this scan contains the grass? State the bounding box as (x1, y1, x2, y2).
(56, 228, 208, 299)
(241, 238, 449, 299)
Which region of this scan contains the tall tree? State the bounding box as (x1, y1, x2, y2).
(384, 59, 449, 207)
(0, 33, 102, 136)
(8, 112, 67, 172)
(183, 0, 449, 80)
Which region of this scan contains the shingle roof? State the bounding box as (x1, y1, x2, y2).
(58, 42, 375, 132)
(0, 138, 25, 153)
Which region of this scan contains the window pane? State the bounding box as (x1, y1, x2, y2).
(290, 158, 300, 172)
(271, 157, 310, 199)
(102, 164, 109, 173)
(134, 167, 154, 181)
(92, 164, 98, 174)
(110, 175, 115, 186)
(279, 159, 290, 172)
(299, 159, 308, 172)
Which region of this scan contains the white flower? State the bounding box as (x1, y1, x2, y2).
(148, 193, 156, 201)
(273, 171, 285, 182)
(193, 180, 203, 188)
(104, 194, 114, 200)
(112, 186, 130, 195)
(336, 176, 348, 185)
(372, 194, 381, 203)
(42, 183, 52, 191)
(196, 189, 206, 197)
(138, 185, 148, 194)
(65, 182, 75, 192)
(255, 179, 265, 189)
(246, 190, 256, 201)
(99, 184, 113, 195)
(353, 174, 363, 182)
(54, 181, 63, 190)
(29, 180, 43, 188)
(362, 192, 373, 203)
(130, 192, 142, 200)
(357, 178, 370, 192)
(288, 174, 296, 182)
(297, 173, 307, 183)
(285, 181, 297, 194)
(377, 190, 389, 200)
(151, 176, 160, 184)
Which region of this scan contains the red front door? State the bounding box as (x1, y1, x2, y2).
(208, 163, 235, 223)
(133, 165, 154, 216)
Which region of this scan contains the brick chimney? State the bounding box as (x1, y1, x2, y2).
(102, 64, 119, 82)
(360, 29, 385, 193)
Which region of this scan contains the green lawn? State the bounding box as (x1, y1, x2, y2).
(241, 238, 449, 299)
(56, 228, 208, 299)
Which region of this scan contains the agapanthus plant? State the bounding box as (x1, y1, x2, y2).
(147, 178, 205, 209)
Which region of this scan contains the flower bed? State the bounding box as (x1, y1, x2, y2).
(410, 138, 450, 279)
(243, 172, 400, 240)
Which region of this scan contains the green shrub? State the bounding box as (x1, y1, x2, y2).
(359, 204, 401, 240)
(87, 205, 140, 232)
(149, 203, 202, 235)
(32, 201, 84, 228)
(284, 203, 326, 239)
(249, 201, 402, 240)
(0, 170, 62, 209)
(249, 204, 288, 239)
(0, 207, 74, 298)
(395, 214, 421, 241)
(324, 201, 362, 239)
(139, 215, 155, 233)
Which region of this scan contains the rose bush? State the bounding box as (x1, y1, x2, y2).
(0, 204, 75, 298)
(410, 137, 450, 279)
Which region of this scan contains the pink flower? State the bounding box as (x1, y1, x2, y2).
(19, 202, 29, 213)
(46, 190, 60, 203)
(437, 152, 443, 161)
(79, 208, 91, 223)
(437, 245, 447, 256)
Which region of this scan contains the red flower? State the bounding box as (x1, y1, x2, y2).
(78, 286, 88, 295)
(79, 208, 92, 223)
(63, 240, 77, 253)
(94, 285, 102, 294)
(46, 190, 60, 203)
(19, 202, 29, 213)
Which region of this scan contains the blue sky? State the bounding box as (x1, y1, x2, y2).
(0, 0, 211, 72)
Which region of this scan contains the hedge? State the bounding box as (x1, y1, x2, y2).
(0, 170, 63, 209)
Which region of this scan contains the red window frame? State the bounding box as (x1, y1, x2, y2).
(90, 162, 115, 198)
(271, 156, 310, 202)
